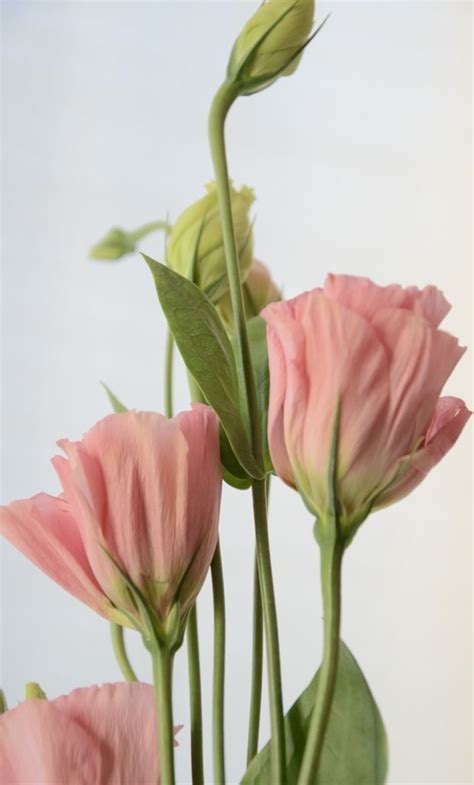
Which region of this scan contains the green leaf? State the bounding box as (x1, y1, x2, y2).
(241, 642, 388, 785)
(144, 255, 263, 480)
(245, 316, 272, 474)
(101, 383, 128, 413)
(220, 426, 252, 489)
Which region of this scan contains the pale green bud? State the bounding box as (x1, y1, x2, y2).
(167, 182, 255, 299)
(25, 682, 47, 701)
(217, 259, 281, 332)
(227, 0, 315, 95)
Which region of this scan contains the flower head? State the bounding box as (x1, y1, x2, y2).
(262, 274, 470, 537)
(227, 0, 315, 95)
(0, 682, 180, 784)
(0, 406, 222, 645)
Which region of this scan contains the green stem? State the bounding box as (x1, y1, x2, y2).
(129, 219, 171, 243)
(246, 553, 263, 764)
(186, 607, 205, 785)
(152, 646, 176, 785)
(209, 80, 285, 783)
(297, 537, 343, 785)
(164, 330, 174, 418)
(110, 623, 137, 682)
(211, 542, 226, 785)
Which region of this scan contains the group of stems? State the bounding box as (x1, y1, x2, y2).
(209, 80, 286, 783)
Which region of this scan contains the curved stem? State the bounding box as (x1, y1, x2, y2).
(152, 646, 176, 785)
(110, 623, 137, 682)
(186, 607, 205, 785)
(297, 537, 343, 785)
(246, 553, 263, 764)
(164, 330, 174, 418)
(211, 541, 226, 785)
(129, 219, 171, 244)
(209, 80, 285, 783)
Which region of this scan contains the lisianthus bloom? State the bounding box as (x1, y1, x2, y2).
(0, 682, 180, 783)
(262, 275, 470, 535)
(217, 258, 281, 331)
(0, 406, 222, 641)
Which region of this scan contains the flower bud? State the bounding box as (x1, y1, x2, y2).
(167, 182, 255, 298)
(89, 228, 136, 260)
(227, 0, 315, 95)
(217, 259, 281, 331)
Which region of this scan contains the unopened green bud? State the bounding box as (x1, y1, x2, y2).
(25, 682, 47, 701)
(167, 182, 255, 299)
(217, 259, 281, 331)
(89, 227, 136, 260)
(227, 0, 315, 95)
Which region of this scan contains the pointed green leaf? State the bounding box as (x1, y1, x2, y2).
(144, 255, 263, 479)
(0, 689, 8, 715)
(245, 316, 272, 474)
(242, 642, 388, 785)
(101, 383, 128, 413)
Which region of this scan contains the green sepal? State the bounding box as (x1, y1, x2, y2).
(144, 255, 263, 480)
(0, 689, 8, 714)
(101, 383, 128, 413)
(25, 682, 47, 701)
(241, 641, 388, 785)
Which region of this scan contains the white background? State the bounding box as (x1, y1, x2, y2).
(1, 2, 472, 784)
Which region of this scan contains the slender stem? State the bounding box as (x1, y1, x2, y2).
(164, 330, 174, 418)
(252, 479, 286, 782)
(186, 607, 205, 785)
(129, 219, 171, 243)
(246, 553, 263, 764)
(297, 537, 343, 785)
(110, 623, 138, 682)
(211, 542, 226, 785)
(152, 646, 176, 785)
(209, 80, 286, 783)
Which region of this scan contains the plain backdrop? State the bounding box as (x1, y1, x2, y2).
(1, 2, 472, 784)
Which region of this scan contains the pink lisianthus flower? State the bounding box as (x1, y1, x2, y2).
(0, 405, 222, 641)
(0, 682, 181, 784)
(262, 274, 470, 536)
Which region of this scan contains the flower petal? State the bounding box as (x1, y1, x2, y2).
(375, 397, 471, 508)
(0, 493, 109, 618)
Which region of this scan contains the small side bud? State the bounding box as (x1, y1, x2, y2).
(227, 0, 315, 96)
(25, 682, 47, 701)
(167, 182, 255, 298)
(89, 227, 136, 260)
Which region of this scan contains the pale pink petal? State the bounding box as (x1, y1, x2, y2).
(0, 493, 110, 619)
(265, 324, 297, 487)
(375, 397, 471, 508)
(324, 274, 450, 327)
(0, 699, 102, 784)
(370, 308, 466, 465)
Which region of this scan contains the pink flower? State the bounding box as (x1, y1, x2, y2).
(262, 275, 470, 532)
(0, 682, 181, 784)
(0, 405, 222, 636)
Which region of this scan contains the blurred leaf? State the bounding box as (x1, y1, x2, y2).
(101, 383, 128, 413)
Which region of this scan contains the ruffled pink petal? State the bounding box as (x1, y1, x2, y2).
(0, 699, 102, 783)
(369, 308, 465, 465)
(323, 274, 450, 327)
(0, 493, 109, 618)
(375, 397, 471, 508)
(0, 683, 182, 784)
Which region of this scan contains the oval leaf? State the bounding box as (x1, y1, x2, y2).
(144, 256, 263, 480)
(242, 641, 388, 785)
